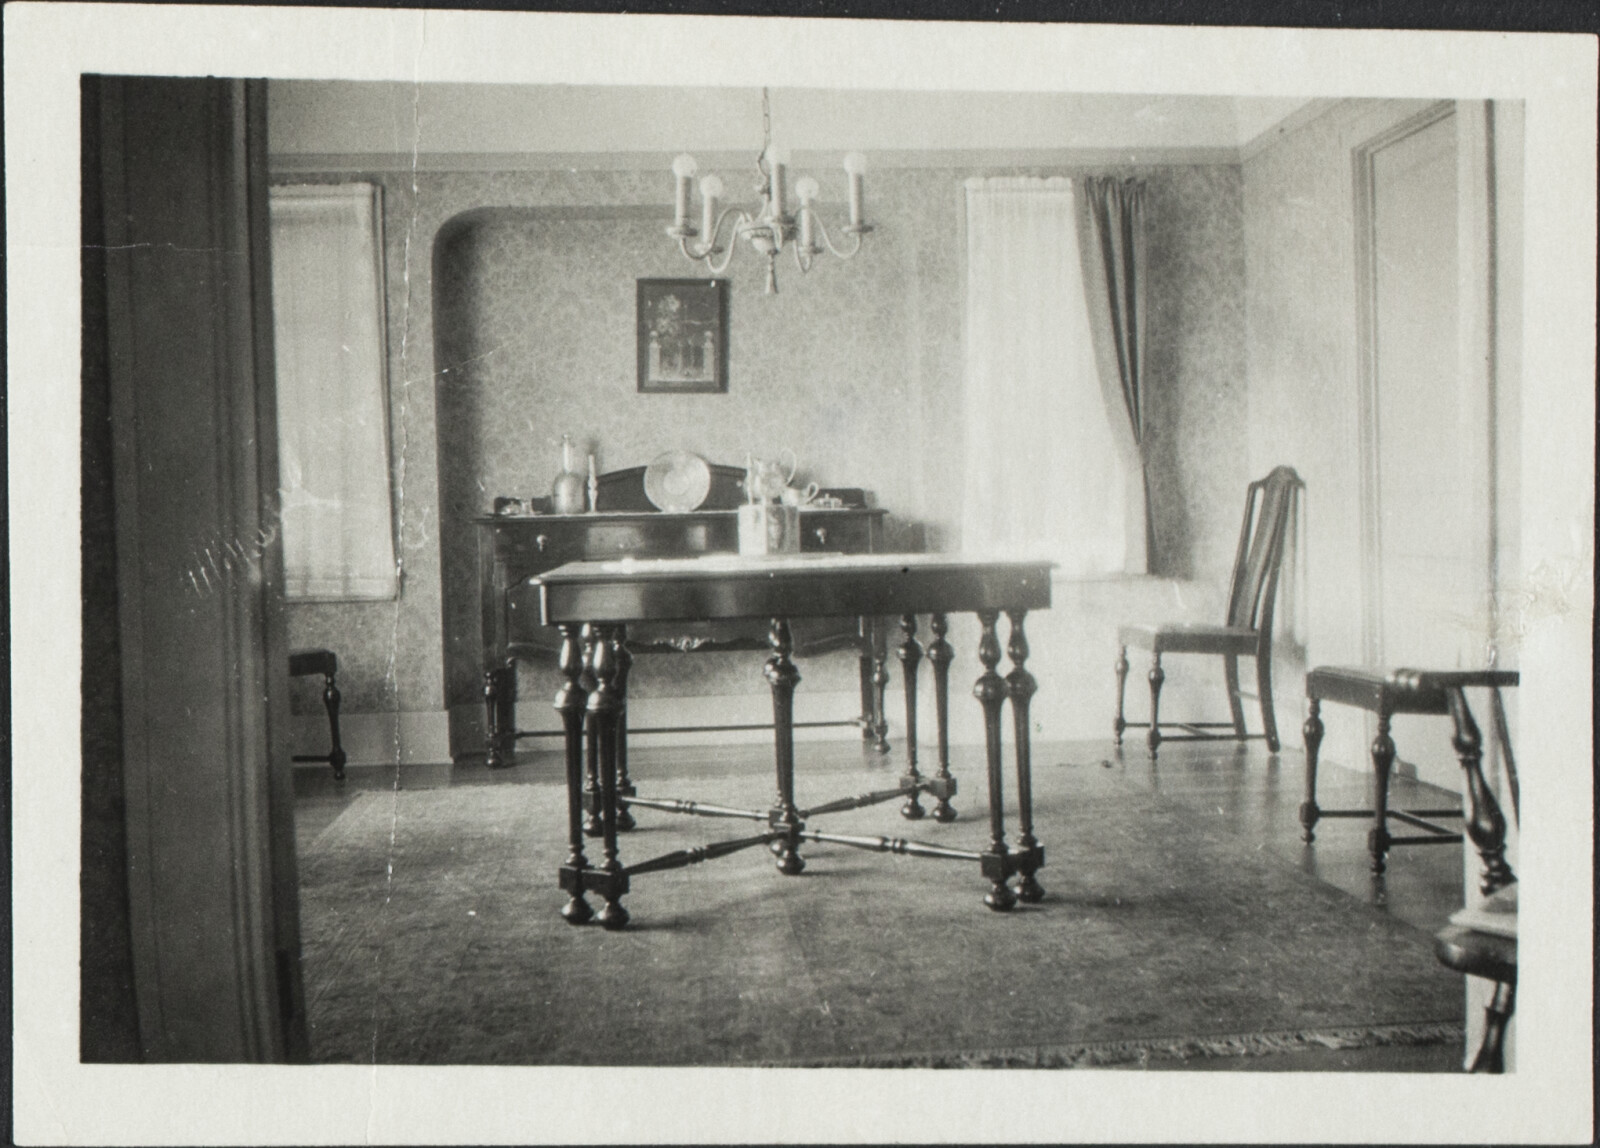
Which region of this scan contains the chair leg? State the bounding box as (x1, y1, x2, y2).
(1255, 649, 1279, 752)
(322, 671, 346, 781)
(1223, 655, 1247, 742)
(1469, 980, 1515, 1073)
(1146, 652, 1164, 760)
(1368, 713, 1395, 874)
(1299, 698, 1323, 842)
(1113, 647, 1129, 747)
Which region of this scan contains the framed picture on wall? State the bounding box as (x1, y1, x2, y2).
(637, 278, 728, 393)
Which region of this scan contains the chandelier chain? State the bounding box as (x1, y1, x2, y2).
(756, 88, 774, 195)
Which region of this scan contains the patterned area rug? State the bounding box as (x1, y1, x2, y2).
(297, 760, 1463, 1066)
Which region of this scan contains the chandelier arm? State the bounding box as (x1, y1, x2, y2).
(791, 237, 814, 275)
(806, 211, 867, 260)
(678, 208, 750, 274)
(701, 209, 751, 274)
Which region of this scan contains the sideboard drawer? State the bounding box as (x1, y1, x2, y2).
(798, 511, 874, 553)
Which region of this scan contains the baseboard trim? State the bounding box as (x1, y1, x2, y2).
(291, 710, 451, 768)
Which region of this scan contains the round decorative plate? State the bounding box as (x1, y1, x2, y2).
(643, 450, 712, 513)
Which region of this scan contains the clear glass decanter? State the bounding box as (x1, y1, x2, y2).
(550, 434, 586, 515)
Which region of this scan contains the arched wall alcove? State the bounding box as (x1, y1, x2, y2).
(430, 195, 944, 747)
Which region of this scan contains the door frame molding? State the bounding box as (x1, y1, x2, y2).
(1352, 98, 1478, 669)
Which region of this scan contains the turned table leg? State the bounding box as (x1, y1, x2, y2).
(1299, 697, 1324, 842)
(974, 610, 1016, 911)
(1007, 610, 1044, 903)
(613, 629, 636, 833)
(858, 618, 876, 746)
(580, 625, 602, 838)
(588, 627, 630, 929)
(765, 618, 806, 875)
(870, 618, 892, 754)
(554, 625, 593, 925)
(898, 614, 926, 820)
(926, 613, 958, 822)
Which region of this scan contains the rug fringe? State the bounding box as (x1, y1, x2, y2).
(756, 1021, 1466, 1069)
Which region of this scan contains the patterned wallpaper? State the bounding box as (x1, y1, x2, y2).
(283, 163, 1249, 723)
(1144, 165, 1251, 582)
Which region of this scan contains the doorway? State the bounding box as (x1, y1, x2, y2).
(1355, 102, 1498, 789)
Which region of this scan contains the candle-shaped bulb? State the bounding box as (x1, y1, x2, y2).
(794, 176, 819, 251)
(767, 146, 789, 217)
(698, 173, 724, 240)
(671, 153, 698, 230)
(842, 151, 866, 228)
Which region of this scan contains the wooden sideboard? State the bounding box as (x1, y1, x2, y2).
(476, 506, 891, 766)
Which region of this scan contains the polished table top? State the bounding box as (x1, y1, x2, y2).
(535, 552, 1055, 625)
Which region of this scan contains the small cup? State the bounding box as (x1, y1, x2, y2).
(780, 482, 821, 508)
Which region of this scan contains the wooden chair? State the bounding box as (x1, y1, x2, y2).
(1299, 666, 1517, 872)
(289, 647, 346, 780)
(1423, 678, 1518, 1073)
(1114, 465, 1303, 759)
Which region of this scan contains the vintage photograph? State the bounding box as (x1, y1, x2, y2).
(8, 4, 1596, 1145)
(637, 277, 728, 392)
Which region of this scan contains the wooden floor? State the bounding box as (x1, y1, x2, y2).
(293, 733, 1472, 1071)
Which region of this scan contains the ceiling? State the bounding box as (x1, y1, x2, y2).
(268, 82, 1317, 166)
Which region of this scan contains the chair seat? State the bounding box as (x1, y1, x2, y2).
(1118, 623, 1259, 655)
(1435, 925, 1517, 985)
(1307, 665, 1520, 715)
(289, 647, 338, 678)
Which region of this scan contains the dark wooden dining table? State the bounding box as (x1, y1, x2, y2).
(535, 552, 1055, 928)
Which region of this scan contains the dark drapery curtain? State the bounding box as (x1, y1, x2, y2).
(1078, 176, 1152, 564)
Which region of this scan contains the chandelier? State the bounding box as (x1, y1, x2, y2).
(667, 89, 871, 294)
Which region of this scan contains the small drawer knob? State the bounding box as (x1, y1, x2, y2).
(814, 526, 828, 546)
(535, 534, 549, 551)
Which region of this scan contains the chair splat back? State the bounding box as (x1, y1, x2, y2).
(1224, 465, 1302, 634)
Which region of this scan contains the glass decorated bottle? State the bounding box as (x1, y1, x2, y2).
(550, 434, 586, 515)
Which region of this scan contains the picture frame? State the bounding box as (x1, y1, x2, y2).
(636, 277, 728, 393)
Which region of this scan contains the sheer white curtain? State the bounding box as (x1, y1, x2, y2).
(270, 183, 397, 600)
(961, 177, 1138, 575)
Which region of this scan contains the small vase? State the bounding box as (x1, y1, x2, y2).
(551, 434, 586, 515)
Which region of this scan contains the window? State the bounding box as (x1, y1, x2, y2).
(961, 176, 1146, 576)
(269, 183, 398, 600)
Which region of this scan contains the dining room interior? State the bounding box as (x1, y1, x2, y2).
(75, 67, 1588, 1097)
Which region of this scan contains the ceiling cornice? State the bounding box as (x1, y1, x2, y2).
(269, 145, 1246, 178)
